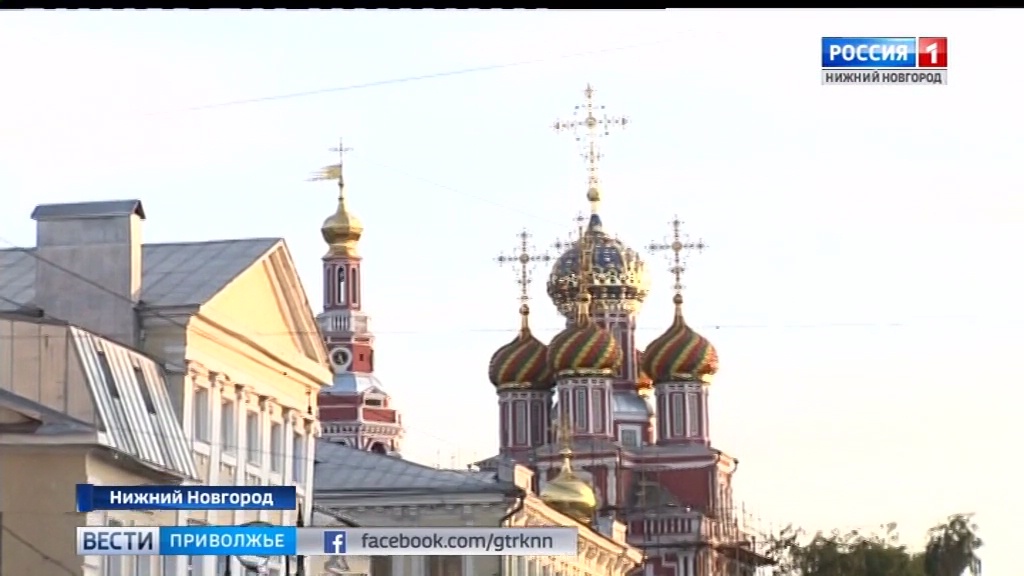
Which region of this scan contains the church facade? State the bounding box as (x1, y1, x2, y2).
(311, 151, 405, 456)
(480, 86, 772, 576)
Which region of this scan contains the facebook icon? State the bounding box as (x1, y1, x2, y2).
(323, 531, 347, 554)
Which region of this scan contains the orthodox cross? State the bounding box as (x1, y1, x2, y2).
(495, 229, 551, 306)
(552, 84, 628, 214)
(645, 216, 708, 294)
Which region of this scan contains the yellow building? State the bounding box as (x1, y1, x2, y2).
(0, 199, 333, 576)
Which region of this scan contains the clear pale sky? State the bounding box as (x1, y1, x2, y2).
(0, 9, 1017, 572)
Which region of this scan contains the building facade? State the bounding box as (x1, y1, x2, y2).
(312, 439, 643, 576)
(0, 199, 333, 576)
(312, 153, 404, 455)
(480, 87, 772, 576)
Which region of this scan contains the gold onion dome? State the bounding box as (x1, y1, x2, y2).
(321, 168, 363, 257)
(540, 449, 597, 524)
(641, 293, 719, 382)
(547, 294, 622, 377)
(488, 304, 552, 390)
(547, 215, 651, 318)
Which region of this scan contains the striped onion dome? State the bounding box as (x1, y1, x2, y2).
(548, 295, 622, 377)
(488, 304, 552, 390)
(642, 294, 719, 382)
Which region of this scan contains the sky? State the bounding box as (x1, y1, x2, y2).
(0, 9, 1019, 572)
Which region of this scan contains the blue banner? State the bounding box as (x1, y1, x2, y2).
(75, 484, 297, 512)
(821, 37, 917, 69)
(160, 526, 296, 556)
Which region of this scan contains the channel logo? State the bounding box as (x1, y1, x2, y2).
(324, 531, 347, 554)
(821, 37, 947, 86)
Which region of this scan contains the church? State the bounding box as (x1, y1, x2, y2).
(476, 85, 774, 576)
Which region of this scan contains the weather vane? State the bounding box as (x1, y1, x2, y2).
(552, 84, 628, 215)
(308, 138, 353, 198)
(646, 216, 708, 294)
(495, 230, 551, 306)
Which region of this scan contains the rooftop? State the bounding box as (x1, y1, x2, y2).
(0, 238, 281, 312)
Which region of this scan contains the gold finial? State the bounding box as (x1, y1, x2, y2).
(645, 216, 708, 312)
(552, 84, 628, 216)
(495, 229, 551, 332)
(311, 138, 363, 257)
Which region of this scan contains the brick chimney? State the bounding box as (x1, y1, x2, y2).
(31, 200, 145, 348)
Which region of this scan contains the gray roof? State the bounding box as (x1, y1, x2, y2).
(31, 199, 146, 221)
(314, 439, 515, 494)
(613, 392, 652, 417)
(322, 372, 385, 395)
(0, 238, 280, 311)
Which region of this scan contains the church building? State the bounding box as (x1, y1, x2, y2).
(311, 148, 404, 456)
(480, 86, 773, 576)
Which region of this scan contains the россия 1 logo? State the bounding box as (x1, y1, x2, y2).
(821, 37, 947, 86)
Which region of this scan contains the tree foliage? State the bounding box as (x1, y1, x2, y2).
(765, 514, 981, 576)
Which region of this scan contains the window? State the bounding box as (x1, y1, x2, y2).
(246, 411, 261, 464)
(104, 519, 124, 576)
(364, 398, 382, 407)
(671, 394, 685, 436)
(350, 267, 359, 307)
(188, 555, 204, 575)
(530, 402, 543, 447)
(514, 401, 527, 445)
(501, 402, 510, 447)
(686, 392, 700, 437)
(323, 268, 332, 309)
(221, 399, 236, 455)
(592, 391, 605, 433)
(270, 422, 284, 473)
(620, 426, 640, 448)
(336, 267, 347, 305)
(292, 433, 305, 482)
(193, 387, 210, 442)
(574, 388, 589, 431)
(96, 351, 138, 454)
(426, 556, 462, 576)
(134, 367, 156, 414)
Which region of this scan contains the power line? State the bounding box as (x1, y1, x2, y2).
(2, 524, 79, 576)
(164, 38, 678, 114)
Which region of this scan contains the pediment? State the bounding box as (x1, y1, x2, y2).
(202, 242, 329, 369)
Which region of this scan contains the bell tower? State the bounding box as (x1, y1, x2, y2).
(312, 139, 403, 455)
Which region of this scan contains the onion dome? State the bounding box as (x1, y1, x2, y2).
(319, 162, 364, 258)
(642, 294, 719, 382)
(548, 293, 622, 377)
(547, 215, 651, 318)
(540, 448, 597, 524)
(488, 304, 552, 390)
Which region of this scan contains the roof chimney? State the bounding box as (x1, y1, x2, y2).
(31, 200, 145, 347)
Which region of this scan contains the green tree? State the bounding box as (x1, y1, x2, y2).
(922, 514, 983, 576)
(764, 514, 981, 576)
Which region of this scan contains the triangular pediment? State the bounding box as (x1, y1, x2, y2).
(202, 241, 329, 368)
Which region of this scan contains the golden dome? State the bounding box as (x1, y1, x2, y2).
(540, 449, 597, 524)
(320, 166, 363, 257)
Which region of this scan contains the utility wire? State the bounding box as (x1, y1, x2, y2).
(2, 524, 79, 576)
(165, 38, 678, 114)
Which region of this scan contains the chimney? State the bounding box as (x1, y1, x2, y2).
(31, 200, 145, 348)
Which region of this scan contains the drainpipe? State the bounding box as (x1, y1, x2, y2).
(497, 489, 526, 576)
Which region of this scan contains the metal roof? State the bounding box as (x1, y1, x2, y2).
(71, 326, 198, 479)
(31, 200, 146, 221)
(0, 238, 280, 311)
(322, 372, 386, 395)
(314, 439, 513, 494)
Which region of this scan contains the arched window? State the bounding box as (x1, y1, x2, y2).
(350, 267, 360, 307)
(370, 441, 386, 454)
(336, 268, 347, 305)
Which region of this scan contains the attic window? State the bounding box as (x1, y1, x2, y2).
(364, 398, 382, 407)
(97, 351, 120, 399)
(133, 366, 156, 415)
